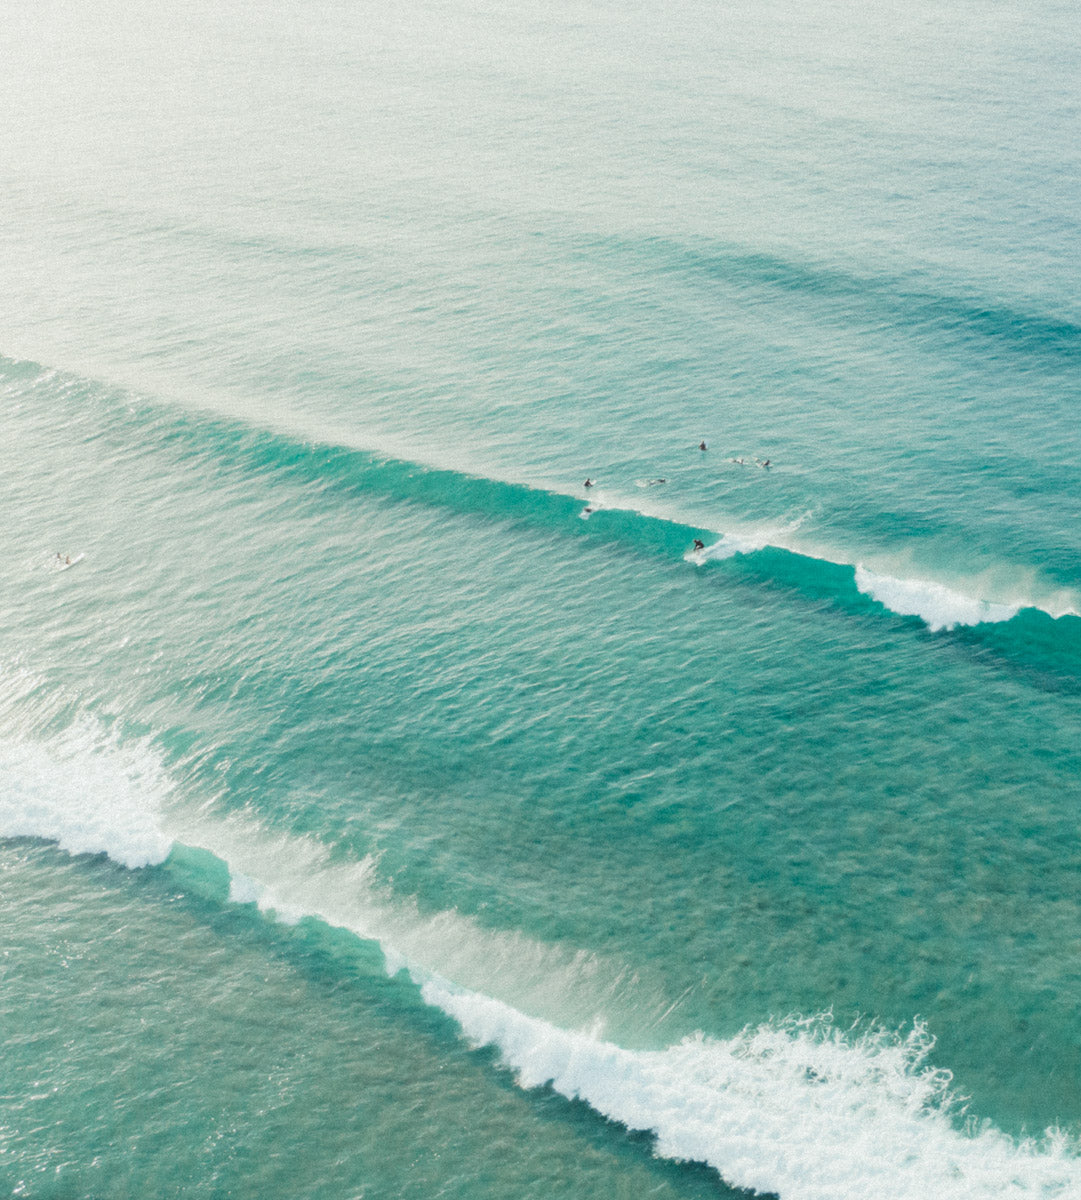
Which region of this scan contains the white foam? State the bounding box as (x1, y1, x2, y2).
(578, 489, 610, 520)
(855, 567, 1021, 632)
(685, 530, 771, 564)
(682, 510, 816, 566)
(227, 870, 262, 906)
(0, 716, 173, 869)
(424, 985, 1080, 1200)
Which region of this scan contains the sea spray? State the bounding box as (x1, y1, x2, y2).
(854, 567, 1021, 632)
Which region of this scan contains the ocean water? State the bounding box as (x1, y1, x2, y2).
(2, 0, 1080, 1196)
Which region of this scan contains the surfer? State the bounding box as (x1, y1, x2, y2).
(693, 539, 705, 552)
(584, 478, 594, 489)
(698, 441, 707, 451)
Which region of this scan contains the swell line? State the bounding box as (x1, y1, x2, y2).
(612, 234, 1081, 365)
(6, 353, 1081, 684)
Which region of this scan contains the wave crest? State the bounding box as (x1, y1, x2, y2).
(855, 567, 1021, 631)
(0, 717, 173, 869)
(427, 983, 1080, 1200)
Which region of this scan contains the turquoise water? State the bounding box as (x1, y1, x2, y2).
(2, 2, 1081, 1197)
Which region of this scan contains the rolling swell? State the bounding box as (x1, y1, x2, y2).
(6, 353, 1081, 685)
(620, 234, 1081, 366)
(46, 208, 1081, 367)
(1, 698, 1079, 1200)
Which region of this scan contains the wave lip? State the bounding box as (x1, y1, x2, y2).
(427, 984, 1081, 1200)
(685, 530, 771, 565)
(854, 566, 1021, 632)
(0, 718, 174, 869)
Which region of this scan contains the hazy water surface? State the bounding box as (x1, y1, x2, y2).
(2, 2, 1080, 1197)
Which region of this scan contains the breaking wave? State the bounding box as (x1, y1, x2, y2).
(1, 697, 1078, 1200)
(5, 352, 1080, 661)
(854, 566, 1022, 632)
